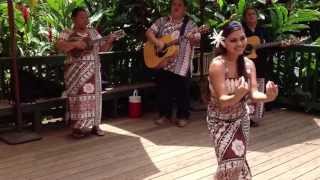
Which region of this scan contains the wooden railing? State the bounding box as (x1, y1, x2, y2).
(0, 51, 158, 131)
(191, 52, 214, 77)
(0, 51, 154, 102)
(1, 45, 319, 113)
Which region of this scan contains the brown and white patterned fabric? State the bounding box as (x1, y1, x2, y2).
(58, 28, 102, 131)
(149, 16, 199, 77)
(248, 78, 265, 121)
(207, 57, 252, 180)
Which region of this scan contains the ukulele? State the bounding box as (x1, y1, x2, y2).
(68, 29, 126, 58)
(143, 25, 209, 69)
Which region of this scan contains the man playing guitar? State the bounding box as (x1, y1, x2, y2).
(145, 0, 200, 127)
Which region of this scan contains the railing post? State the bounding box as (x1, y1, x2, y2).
(0, 0, 41, 144)
(7, 0, 22, 131)
(199, 0, 205, 80)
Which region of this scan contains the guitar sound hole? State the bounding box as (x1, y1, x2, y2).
(156, 49, 168, 58)
(244, 45, 253, 55)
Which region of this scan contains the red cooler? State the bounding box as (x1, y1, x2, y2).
(128, 90, 142, 118)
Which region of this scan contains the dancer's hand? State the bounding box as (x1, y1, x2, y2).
(266, 81, 278, 101)
(235, 76, 249, 98)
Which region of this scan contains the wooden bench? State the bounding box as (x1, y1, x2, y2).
(0, 82, 157, 132)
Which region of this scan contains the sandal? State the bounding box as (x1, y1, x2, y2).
(71, 129, 89, 138)
(91, 126, 105, 136)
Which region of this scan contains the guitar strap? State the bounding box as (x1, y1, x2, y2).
(156, 16, 189, 38)
(156, 17, 165, 38)
(179, 16, 189, 38)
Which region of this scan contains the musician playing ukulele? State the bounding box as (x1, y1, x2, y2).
(145, 0, 200, 127)
(242, 6, 271, 127)
(56, 7, 117, 138)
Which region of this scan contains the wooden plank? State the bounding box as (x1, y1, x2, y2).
(154, 112, 319, 180)
(0, 111, 178, 159)
(105, 148, 213, 180)
(1, 114, 206, 179)
(175, 163, 215, 180)
(35, 126, 209, 180)
(144, 110, 292, 179)
(0, 116, 168, 174)
(161, 111, 316, 179)
(253, 145, 319, 179)
(0, 110, 319, 180)
(251, 124, 320, 179)
(273, 150, 320, 179)
(146, 112, 312, 179)
(194, 127, 320, 180)
(294, 166, 320, 180)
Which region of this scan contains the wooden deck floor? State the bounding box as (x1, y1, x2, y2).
(0, 109, 320, 180)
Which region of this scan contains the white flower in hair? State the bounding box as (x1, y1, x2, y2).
(210, 29, 225, 48)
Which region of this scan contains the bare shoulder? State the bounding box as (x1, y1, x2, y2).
(244, 56, 256, 69)
(244, 56, 256, 75)
(209, 55, 225, 73)
(244, 57, 254, 66)
(210, 55, 225, 66)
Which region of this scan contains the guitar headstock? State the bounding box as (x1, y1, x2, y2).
(111, 30, 126, 40)
(197, 25, 210, 34)
(189, 25, 210, 35)
(280, 36, 309, 47)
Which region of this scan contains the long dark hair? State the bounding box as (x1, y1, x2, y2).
(214, 21, 246, 78)
(170, 0, 188, 8)
(242, 6, 258, 27)
(242, 6, 258, 20)
(71, 7, 87, 18)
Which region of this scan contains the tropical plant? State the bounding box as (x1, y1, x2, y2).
(1, 0, 320, 56)
(266, 3, 320, 40)
(0, 2, 25, 57)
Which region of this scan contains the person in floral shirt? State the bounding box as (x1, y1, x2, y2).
(145, 0, 200, 127)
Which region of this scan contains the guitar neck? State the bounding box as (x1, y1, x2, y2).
(91, 37, 108, 45)
(90, 30, 125, 45)
(257, 41, 284, 49)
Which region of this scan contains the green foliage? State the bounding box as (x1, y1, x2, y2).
(266, 3, 320, 39)
(0, 0, 87, 56)
(1, 0, 320, 56)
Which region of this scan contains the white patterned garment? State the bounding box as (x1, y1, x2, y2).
(207, 57, 252, 180)
(149, 16, 199, 76)
(248, 78, 265, 121)
(58, 28, 102, 130)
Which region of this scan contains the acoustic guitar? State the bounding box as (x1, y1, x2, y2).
(245, 35, 308, 59)
(68, 29, 126, 58)
(143, 25, 209, 69)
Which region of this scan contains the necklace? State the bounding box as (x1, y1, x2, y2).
(75, 31, 88, 37)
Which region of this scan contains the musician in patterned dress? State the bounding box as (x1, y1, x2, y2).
(56, 7, 116, 138)
(207, 21, 278, 179)
(242, 7, 271, 127)
(145, 0, 200, 127)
